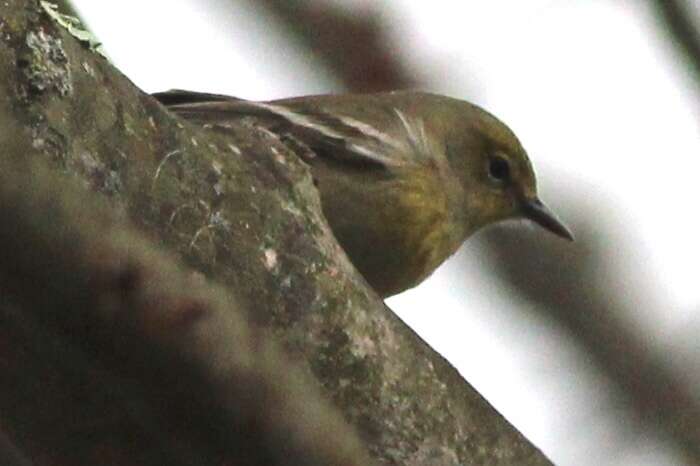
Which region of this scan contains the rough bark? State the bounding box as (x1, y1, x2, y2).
(0, 1, 552, 465)
(0, 145, 372, 466)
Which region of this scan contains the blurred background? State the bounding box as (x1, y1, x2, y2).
(66, 1, 700, 465)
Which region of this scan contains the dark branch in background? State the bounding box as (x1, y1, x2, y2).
(246, 0, 417, 91)
(477, 203, 700, 465)
(653, 0, 700, 87)
(473, 1, 700, 462)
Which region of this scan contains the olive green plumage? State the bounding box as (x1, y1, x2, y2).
(154, 90, 572, 297)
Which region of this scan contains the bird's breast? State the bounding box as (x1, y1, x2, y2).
(315, 163, 465, 297)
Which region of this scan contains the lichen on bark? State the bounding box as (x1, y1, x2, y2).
(0, 1, 553, 465)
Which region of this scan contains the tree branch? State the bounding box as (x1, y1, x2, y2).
(653, 0, 700, 88)
(0, 1, 552, 464)
(0, 157, 372, 466)
(247, 0, 417, 91)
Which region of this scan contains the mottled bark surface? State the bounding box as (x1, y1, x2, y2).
(0, 1, 552, 465)
(0, 153, 372, 466)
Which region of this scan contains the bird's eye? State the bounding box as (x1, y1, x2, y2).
(488, 155, 511, 182)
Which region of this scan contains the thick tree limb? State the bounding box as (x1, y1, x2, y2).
(0, 1, 552, 465)
(0, 150, 372, 466)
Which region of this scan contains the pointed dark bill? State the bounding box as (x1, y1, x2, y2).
(521, 198, 574, 241)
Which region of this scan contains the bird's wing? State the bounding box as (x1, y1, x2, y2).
(152, 89, 246, 106)
(152, 89, 421, 169)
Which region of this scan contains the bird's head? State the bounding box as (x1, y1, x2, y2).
(429, 95, 573, 241)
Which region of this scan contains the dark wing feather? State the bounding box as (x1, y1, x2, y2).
(152, 89, 246, 106)
(152, 90, 410, 169)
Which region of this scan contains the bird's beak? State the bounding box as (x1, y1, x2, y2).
(521, 198, 574, 241)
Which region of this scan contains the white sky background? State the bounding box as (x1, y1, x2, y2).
(71, 1, 699, 465)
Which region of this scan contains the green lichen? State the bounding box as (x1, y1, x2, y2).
(31, 124, 68, 167)
(39, 1, 106, 58)
(20, 28, 72, 97)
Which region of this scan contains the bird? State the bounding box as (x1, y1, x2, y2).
(153, 90, 573, 298)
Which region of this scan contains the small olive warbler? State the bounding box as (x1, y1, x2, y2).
(153, 90, 573, 297)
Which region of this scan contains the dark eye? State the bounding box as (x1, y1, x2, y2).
(488, 155, 511, 182)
